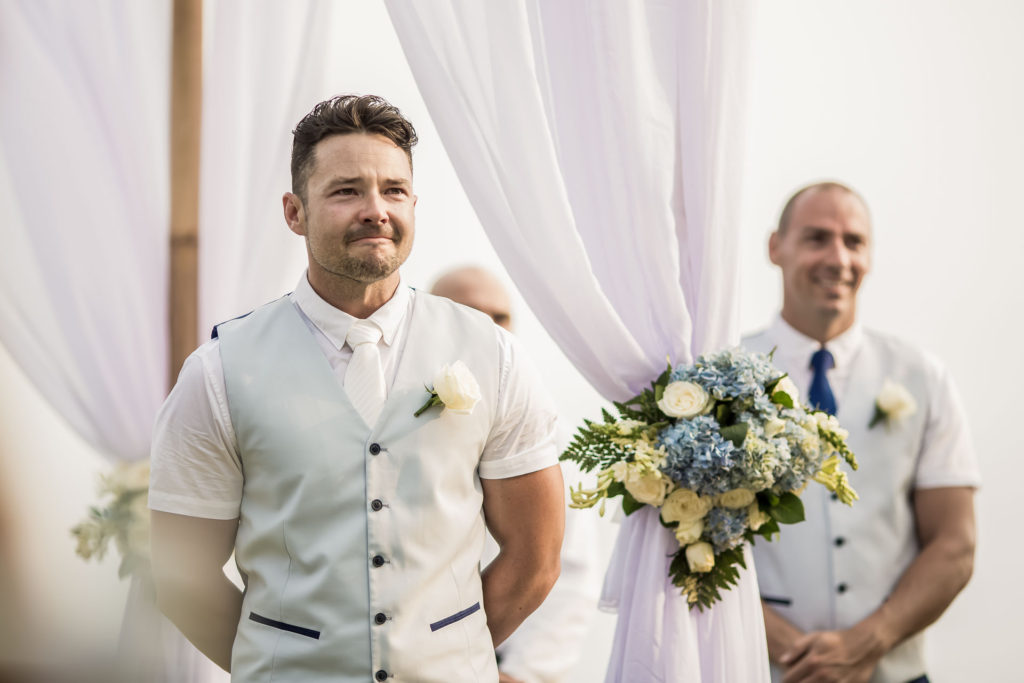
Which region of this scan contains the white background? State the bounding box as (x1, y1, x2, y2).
(1, 1, 1020, 679)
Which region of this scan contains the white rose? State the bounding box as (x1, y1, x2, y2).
(716, 488, 755, 509)
(624, 469, 670, 506)
(774, 376, 800, 403)
(764, 417, 786, 438)
(433, 361, 482, 414)
(674, 518, 704, 545)
(685, 541, 715, 573)
(657, 381, 712, 419)
(610, 461, 629, 482)
(876, 379, 917, 420)
(747, 502, 770, 531)
(660, 488, 713, 524)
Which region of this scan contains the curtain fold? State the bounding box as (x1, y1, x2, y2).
(0, 0, 171, 463)
(385, 1, 766, 679)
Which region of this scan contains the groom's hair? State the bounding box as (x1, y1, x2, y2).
(777, 181, 869, 234)
(290, 94, 419, 200)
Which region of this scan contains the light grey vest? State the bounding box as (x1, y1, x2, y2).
(745, 329, 931, 683)
(219, 292, 501, 682)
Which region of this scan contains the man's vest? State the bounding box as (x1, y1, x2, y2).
(745, 329, 932, 683)
(219, 292, 501, 682)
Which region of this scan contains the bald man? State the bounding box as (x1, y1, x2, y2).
(432, 267, 603, 683)
(744, 182, 979, 683)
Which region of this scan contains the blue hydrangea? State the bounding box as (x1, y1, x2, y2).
(705, 507, 748, 553)
(658, 415, 741, 495)
(671, 348, 779, 402)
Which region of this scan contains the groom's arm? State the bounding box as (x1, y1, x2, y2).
(481, 464, 565, 647)
(151, 511, 242, 672)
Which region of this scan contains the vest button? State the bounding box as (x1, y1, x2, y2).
(831, 492, 839, 501)
(834, 536, 846, 547)
(375, 670, 388, 681)
(374, 612, 387, 625)
(369, 443, 382, 455)
(372, 555, 386, 568)
(837, 582, 848, 594)
(371, 499, 384, 512)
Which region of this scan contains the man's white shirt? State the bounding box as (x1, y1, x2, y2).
(745, 315, 981, 683)
(149, 273, 560, 520)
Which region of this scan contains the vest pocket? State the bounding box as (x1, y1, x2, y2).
(249, 611, 321, 639)
(760, 595, 792, 606)
(429, 602, 481, 632)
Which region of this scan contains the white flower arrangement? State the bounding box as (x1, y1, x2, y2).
(562, 348, 858, 609)
(415, 361, 481, 417)
(869, 379, 917, 428)
(70, 459, 151, 579)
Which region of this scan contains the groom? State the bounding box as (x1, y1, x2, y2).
(148, 95, 565, 682)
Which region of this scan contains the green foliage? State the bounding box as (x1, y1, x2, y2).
(669, 545, 748, 611)
(767, 492, 805, 525)
(621, 492, 644, 516)
(719, 423, 749, 448)
(559, 417, 632, 473)
(771, 390, 794, 409)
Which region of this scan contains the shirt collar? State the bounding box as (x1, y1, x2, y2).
(292, 271, 410, 350)
(769, 314, 864, 372)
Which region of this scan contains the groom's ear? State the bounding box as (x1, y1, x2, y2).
(283, 192, 306, 236)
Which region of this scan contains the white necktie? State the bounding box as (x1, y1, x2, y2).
(344, 320, 386, 426)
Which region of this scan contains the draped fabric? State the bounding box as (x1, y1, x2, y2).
(0, 0, 172, 464)
(0, 1, 333, 680)
(385, 1, 768, 679)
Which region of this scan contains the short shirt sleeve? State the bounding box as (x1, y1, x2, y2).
(914, 358, 982, 490)
(478, 328, 560, 479)
(148, 340, 244, 519)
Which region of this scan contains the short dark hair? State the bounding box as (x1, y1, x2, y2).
(777, 181, 869, 234)
(290, 94, 419, 199)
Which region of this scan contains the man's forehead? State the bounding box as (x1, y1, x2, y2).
(311, 133, 412, 173)
(791, 188, 871, 232)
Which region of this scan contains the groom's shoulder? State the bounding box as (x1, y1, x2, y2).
(740, 327, 773, 352)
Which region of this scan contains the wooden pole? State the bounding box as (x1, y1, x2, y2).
(169, 0, 203, 384)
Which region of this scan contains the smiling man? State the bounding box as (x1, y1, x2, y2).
(148, 95, 564, 682)
(743, 182, 980, 683)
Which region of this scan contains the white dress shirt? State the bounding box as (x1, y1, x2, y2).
(745, 315, 981, 683)
(150, 273, 559, 520)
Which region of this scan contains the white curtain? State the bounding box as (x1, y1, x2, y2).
(0, 0, 171, 464)
(385, 1, 767, 680)
(0, 1, 334, 680)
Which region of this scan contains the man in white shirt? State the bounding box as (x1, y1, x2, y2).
(431, 267, 604, 683)
(744, 182, 979, 683)
(148, 95, 565, 683)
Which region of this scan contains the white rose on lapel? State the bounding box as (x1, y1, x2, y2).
(870, 379, 917, 428)
(414, 361, 481, 417)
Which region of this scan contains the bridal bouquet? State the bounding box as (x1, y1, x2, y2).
(70, 459, 151, 579)
(561, 348, 858, 609)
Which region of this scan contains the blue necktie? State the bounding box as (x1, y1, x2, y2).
(808, 348, 837, 415)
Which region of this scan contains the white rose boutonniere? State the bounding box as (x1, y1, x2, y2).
(869, 379, 917, 428)
(658, 381, 713, 418)
(414, 361, 482, 417)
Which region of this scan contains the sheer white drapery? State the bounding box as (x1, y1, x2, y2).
(386, 2, 768, 680)
(0, 0, 171, 464)
(0, 1, 333, 680)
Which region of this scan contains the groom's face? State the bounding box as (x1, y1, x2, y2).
(285, 132, 416, 284)
(769, 187, 871, 326)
